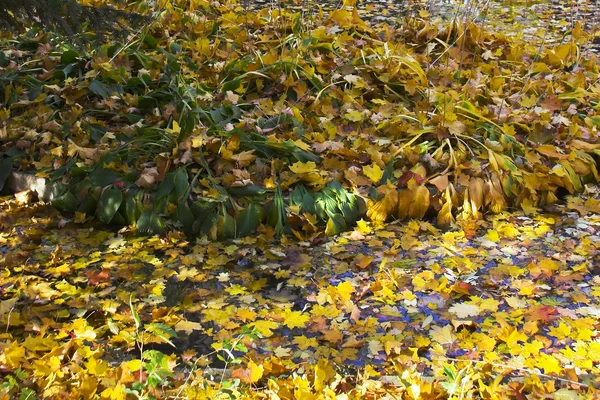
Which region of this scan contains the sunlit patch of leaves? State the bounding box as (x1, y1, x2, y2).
(1, 190, 600, 397)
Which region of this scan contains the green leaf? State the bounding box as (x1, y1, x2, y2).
(129, 295, 141, 331)
(228, 185, 266, 197)
(217, 211, 236, 240)
(176, 201, 195, 234)
(169, 42, 182, 53)
(155, 173, 175, 201)
(111, 211, 126, 225)
(222, 78, 241, 93)
(77, 192, 98, 215)
(191, 200, 216, 224)
(173, 168, 189, 200)
(88, 80, 110, 99)
(325, 213, 347, 236)
(236, 202, 263, 237)
(89, 166, 120, 187)
(61, 50, 79, 64)
(122, 191, 142, 224)
(146, 323, 177, 348)
(301, 192, 316, 216)
(137, 209, 166, 235)
(52, 191, 77, 212)
(97, 186, 123, 224)
(200, 211, 218, 237)
(142, 34, 157, 49)
(290, 184, 307, 207)
(0, 158, 12, 192)
(380, 159, 395, 184)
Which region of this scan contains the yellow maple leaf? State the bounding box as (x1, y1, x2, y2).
(191, 135, 203, 148)
(314, 358, 336, 391)
(448, 303, 480, 318)
(498, 327, 528, 347)
(174, 320, 203, 334)
(484, 229, 500, 242)
(538, 353, 562, 375)
(363, 164, 384, 184)
(236, 308, 256, 322)
(471, 332, 496, 352)
(289, 161, 318, 174)
(294, 335, 319, 350)
(355, 254, 374, 269)
(100, 383, 127, 400)
(521, 340, 544, 357)
(85, 357, 108, 376)
(0, 341, 26, 368)
(430, 325, 456, 345)
(355, 219, 371, 235)
(344, 109, 364, 122)
(0, 297, 17, 316)
(282, 309, 309, 329)
(336, 281, 354, 302)
(248, 320, 279, 337)
(247, 359, 264, 383)
(230, 150, 257, 167)
(225, 284, 247, 296)
(274, 346, 292, 358)
(548, 322, 572, 340)
(126, 359, 142, 372)
(195, 37, 211, 56)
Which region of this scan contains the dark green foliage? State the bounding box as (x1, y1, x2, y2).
(0, 0, 147, 43)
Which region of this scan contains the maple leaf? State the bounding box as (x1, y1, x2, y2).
(498, 327, 528, 347)
(537, 353, 563, 375)
(289, 161, 318, 174)
(448, 303, 480, 318)
(362, 164, 384, 183)
(232, 360, 264, 384)
(248, 320, 279, 337)
(281, 309, 309, 329)
(430, 325, 457, 345)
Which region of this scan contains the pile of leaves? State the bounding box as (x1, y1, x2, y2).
(1, 0, 600, 239)
(1, 190, 600, 398)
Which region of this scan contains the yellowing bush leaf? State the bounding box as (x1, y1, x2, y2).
(408, 185, 430, 219)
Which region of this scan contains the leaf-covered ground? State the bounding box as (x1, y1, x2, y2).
(1, 0, 600, 239)
(1, 189, 600, 398)
(2, 0, 600, 398)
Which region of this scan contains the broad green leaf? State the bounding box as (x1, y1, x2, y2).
(200, 211, 218, 237)
(0, 158, 12, 192)
(136, 209, 166, 235)
(173, 168, 189, 200)
(325, 213, 347, 236)
(217, 211, 236, 240)
(88, 80, 110, 99)
(236, 202, 263, 237)
(52, 191, 77, 212)
(155, 173, 175, 201)
(176, 201, 195, 234)
(77, 192, 98, 215)
(97, 187, 123, 224)
(122, 191, 142, 224)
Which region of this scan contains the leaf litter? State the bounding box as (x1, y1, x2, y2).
(1, 188, 600, 398)
(1, 0, 600, 238)
(1, 0, 600, 398)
